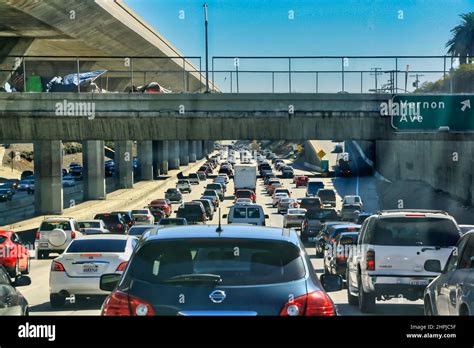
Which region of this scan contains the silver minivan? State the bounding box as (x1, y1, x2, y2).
(223, 204, 269, 226)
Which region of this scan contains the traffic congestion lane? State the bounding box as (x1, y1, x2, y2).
(22, 154, 423, 316)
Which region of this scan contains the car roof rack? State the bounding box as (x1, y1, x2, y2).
(376, 209, 448, 215)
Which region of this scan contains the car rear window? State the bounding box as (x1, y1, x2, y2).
(132, 210, 148, 215)
(40, 221, 72, 231)
(180, 205, 203, 214)
(288, 209, 306, 215)
(236, 191, 252, 197)
(301, 198, 320, 205)
(128, 239, 305, 285)
(67, 239, 127, 253)
(305, 209, 338, 220)
(95, 215, 120, 224)
(329, 226, 360, 239)
(233, 207, 261, 219)
(308, 182, 324, 188)
(372, 217, 460, 246)
(318, 190, 336, 199)
(128, 227, 154, 236)
(159, 219, 185, 226)
(79, 222, 100, 229)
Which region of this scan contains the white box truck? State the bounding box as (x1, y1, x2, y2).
(234, 164, 257, 194)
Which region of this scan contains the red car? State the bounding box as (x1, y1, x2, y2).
(149, 199, 172, 217)
(234, 189, 256, 203)
(295, 175, 310, 187)
(0, 230, 30, 277)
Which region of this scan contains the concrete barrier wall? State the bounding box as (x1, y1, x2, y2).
(375, 140, 474, 205)
(303, 141, 322, 171)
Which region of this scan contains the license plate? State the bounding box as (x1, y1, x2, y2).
(39, 242, 49, 248)
(409, 279, 429, 286)
(83, 265, 98, 273)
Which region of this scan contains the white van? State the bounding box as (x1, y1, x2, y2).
(223, 204, 269, 226)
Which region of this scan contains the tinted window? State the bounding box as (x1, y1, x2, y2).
(305, 209, 338, 220)
(458, 236, 474, 269)
(236, 191, 251, 198)
(67, 239, 127, 253)
(203, 190, 216, 196)
(40, 221, 72, 231)
(317, 190, 336, 199)
(329, 226, 360, 239)
(128, 227, 154, 236)
(159, 219, 186, 226)
(179, 205, 203, 214)
(233, 207, 248, 218)
(300, 198, 320, 206)
(0, 236, 7, 244)
(95, 215, 121, 224)
(372, 218, 460, 246)
(128, 239, 305, 286)
(79, 221, 100, 228)
(132, 210, 148, 215)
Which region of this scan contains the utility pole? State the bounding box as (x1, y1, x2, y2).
(370, 68, 382, 93)
(203, 3, 209, 93)
(410, 73, 424, 89)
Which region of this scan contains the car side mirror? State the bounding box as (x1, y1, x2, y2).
(174, 210, 178, 213)
(319, 274, 343, 292)
(264, 214, 269, 219)
(222, 214, 228, 219)
(100, 273, 121, 292)
(13, 275, 31, 287)
(424, 259, 442, 273)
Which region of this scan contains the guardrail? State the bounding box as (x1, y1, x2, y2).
(0, 55, 469, 94)
(211, 55, 469, 94)
(0, 55, 207, 93)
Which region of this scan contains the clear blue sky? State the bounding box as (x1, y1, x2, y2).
(125, 0, 473, 92)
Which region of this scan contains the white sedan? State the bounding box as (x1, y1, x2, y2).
(49, 235, 138, 308)
(272, 192, 289, 207)
(131, 208, 155, 225)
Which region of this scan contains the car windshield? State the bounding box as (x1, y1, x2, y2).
(372, 218, 460, 246)
(129, 239, 305, 286)
(67, 239, 127, 252)
(40, 221, 72, 231)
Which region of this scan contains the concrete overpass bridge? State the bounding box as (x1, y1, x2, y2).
(1, 92, 473, 142)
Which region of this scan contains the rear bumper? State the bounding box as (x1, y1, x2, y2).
(50, 272, 116, 295)
(364, 274, 436, 299)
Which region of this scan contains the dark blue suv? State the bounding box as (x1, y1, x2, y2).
(100, 225, 342, 316)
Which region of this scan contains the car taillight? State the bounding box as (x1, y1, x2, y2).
(279, 291, 335, 316)
(51, 261, 65, 272)
(117, 224, 123, 229)
(35, 231, 41, 239)
(71, 231, 76, 239)
(116, 262, 128, 271)
(367, 249, 375, 270)
(102, 291, 155, 316)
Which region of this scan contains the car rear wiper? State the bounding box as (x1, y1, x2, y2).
(161, 274, 222, 284)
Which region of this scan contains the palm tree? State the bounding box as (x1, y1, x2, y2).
(446, 12, 474, 64)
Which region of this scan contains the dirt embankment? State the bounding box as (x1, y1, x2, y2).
(377, 179, 474, 224)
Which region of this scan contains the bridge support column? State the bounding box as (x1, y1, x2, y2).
(34, 140, 63, 215)
(115, 141, 134, 188)
(153, 140, 168, 176)
(196, 141, 203, 160)
(168, 140, 180, 169)
(83, 140, 106, 200)
(179, 140, 189, 166)
(137, 141, 153, 180)
(189, 141, 197, 162)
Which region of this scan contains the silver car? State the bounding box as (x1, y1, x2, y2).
(424, 231, 474, 316)
(283, 208, 307, 229)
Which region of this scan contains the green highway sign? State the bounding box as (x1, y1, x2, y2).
(383, 95, 474, 132)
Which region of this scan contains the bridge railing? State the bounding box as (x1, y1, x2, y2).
(0, 55, 211, 93)
(211, 55, 468, 94)
(0, 55, 469, 94)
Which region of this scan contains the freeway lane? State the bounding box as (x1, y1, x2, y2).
(20, 149, 423, 316)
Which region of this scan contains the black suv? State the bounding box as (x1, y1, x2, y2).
(94, 213, 128, 234)
(175, 202, 207, 224)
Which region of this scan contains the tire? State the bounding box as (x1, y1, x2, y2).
(358, 275, 376, 313)
(21, 257, 30, 275)
(347, 270, 358, 305)
(50, 293, 66, 309)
